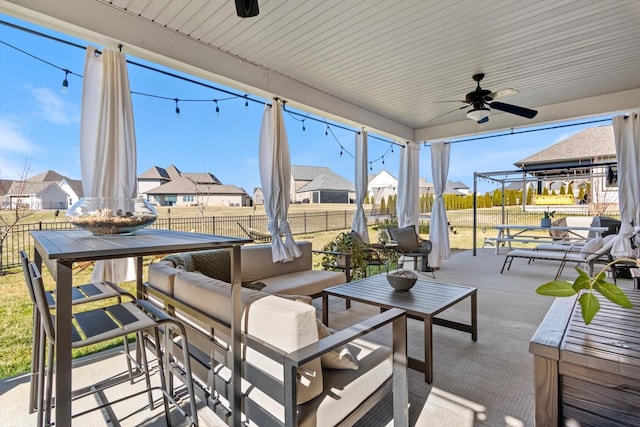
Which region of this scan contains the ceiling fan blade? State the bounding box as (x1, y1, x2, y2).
(489, 101, 538, 119)
(488, 88, 518, 100)
(426, 105, 468, 123)
(433, 100, 468, 103)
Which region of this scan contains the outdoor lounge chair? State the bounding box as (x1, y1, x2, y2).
(237, 221, 272, 242)
(501, 234, 618, 281)
(388, 225, 435, 278)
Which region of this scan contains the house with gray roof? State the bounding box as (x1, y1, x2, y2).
(297, 171, 355, 204)
(514, 125, 617, 206)
(2, 170, 83, 210)
(140, 165, 249, 207)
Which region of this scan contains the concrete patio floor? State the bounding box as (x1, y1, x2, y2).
(1, 248, 635, 426)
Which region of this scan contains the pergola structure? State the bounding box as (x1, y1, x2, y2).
(472, 160, 617, 254)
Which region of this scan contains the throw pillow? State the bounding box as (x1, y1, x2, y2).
(390, 226, 420, 252)
(315, 320, 359, 370)
(580, 237, 604, 259)
(242, 281, 267, 291)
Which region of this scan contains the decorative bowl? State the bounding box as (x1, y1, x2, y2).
(66, 197, 157, 235)
(386, 271, 418, 291)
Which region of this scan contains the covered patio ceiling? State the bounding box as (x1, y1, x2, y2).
(2, 0, 639, 143)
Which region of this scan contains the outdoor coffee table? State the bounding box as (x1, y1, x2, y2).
(323, 275, 477, 383)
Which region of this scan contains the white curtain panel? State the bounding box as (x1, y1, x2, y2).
(429, 141, 451, 268)
(351, 130, 369, 243)
(80, 46, 137, 282)
(259, 100, 301, 263)
(611, 112, 640, 258)
(397, 142, 420, 229)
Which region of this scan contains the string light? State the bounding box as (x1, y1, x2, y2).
(61, 69, 69, 94)
(340, 147, 343, 156)
(369, 162, 373, 171)
(244, 94, 249, 109)
(214, 99, 220, 116)
(174, 98, 180, 118)
(302, 119, 306, 131)
(325, 125, 329, 136)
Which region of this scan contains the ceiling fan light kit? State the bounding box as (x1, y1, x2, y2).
(467, 108, 491, 122)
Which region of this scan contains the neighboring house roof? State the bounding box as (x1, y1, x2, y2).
(7, 181, 58, 195)
(447, 180, 469, 190)
(297, 172, 354, 192)
(139, 166, 170, 180)
(182, 172, 221, 185)
(291, 165, 331, 181)
(166, 164, 182, 180)
(0, 179, 12, 196)
(146, 176, 247, 195)
(368, 170, 398, 187)
(61, 179, 84, 198)
(515, 125, 615, 167)
(28, 170, 68, 182)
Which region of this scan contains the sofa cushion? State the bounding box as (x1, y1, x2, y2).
(244, 295, 323, 404)
(173, 272, 266, 323)
(316, 320, 359, 370)
(259, 269, 346, 297)
(147, 261, 178, 295)
(241, 241, 313, 283)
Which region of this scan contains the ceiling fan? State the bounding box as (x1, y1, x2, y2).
(446, 73, 538, 124)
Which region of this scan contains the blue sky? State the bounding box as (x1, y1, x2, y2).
(0, 15, 612, 195)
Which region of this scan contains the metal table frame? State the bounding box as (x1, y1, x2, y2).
(30, 229, 250, 427)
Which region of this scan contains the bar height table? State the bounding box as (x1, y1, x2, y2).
(30, 229, 251, 427)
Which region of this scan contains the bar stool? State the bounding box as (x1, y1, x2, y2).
(19, 250, 133, 415)
(26, 261, 199, 427)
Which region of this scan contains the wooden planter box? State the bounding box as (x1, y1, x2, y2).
(529, 290, 640, 426)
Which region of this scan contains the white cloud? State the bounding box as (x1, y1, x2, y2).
(29, 86, 80, 125)
(0, 116, 36, 153)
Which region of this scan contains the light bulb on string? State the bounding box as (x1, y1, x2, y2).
(325, 125, 329, 136)
(369, 162, 373, 171)
(302, 119, 306, 131)
(174, 98, 180, 118)
(391, 145, 394, 153)
(382, 156, 385, 165)
(61, 69, 69, 94)
(214, 100, 220, 116)
(244, 95, 249, 109)
(423, 142, 427, 147)
(340, 147, 343, 156)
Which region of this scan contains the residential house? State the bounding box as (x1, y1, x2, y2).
(296, 171, 355, 204)
(514, 125, 617, 208)
(290, 165, 331, 203)
(2, 170, 83, 210)
(368, 170, 397, 205)
(253, 187, 264, 205)
(140, 165, 251, 207)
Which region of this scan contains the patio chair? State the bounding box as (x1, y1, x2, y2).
(19, 250, 133, 415)
(346, 230, 389, 276)
(501, 234, 619, 281)
(237, 221, 272, 242)
(387, 225, 435, 278)
(26, 261, 199, 427)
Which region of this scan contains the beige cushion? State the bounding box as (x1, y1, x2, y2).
(147, 261, 178, 295)
(316, 320, 359, 370)
(173, 272, 265, 322)
(244, 295, 323, 404)
(549, 217, 570, 241)
(580, 237, 604, 259)
(259, 270, 346, 296)
(241, 241, 313, 282)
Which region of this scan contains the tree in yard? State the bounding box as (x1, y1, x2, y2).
(1, 161, 38, 273)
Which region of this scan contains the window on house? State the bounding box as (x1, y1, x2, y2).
(183, 195, 194, 202)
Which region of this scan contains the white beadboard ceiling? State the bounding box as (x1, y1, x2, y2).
(2, 0, 640, 142)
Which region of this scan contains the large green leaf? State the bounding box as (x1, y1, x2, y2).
(536, 281, 577, 297)
(594, 282, 633, 308)
(572, 269, 591, 292)
(578, 292, 600, 324)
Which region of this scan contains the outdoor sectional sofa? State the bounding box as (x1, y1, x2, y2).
(144, 243, 408, 426)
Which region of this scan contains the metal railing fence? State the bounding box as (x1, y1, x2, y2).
(1, 208, 619, 270)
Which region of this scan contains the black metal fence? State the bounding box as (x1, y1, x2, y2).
(0, 210, 356, 270)
(1, 208, 619, 271)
